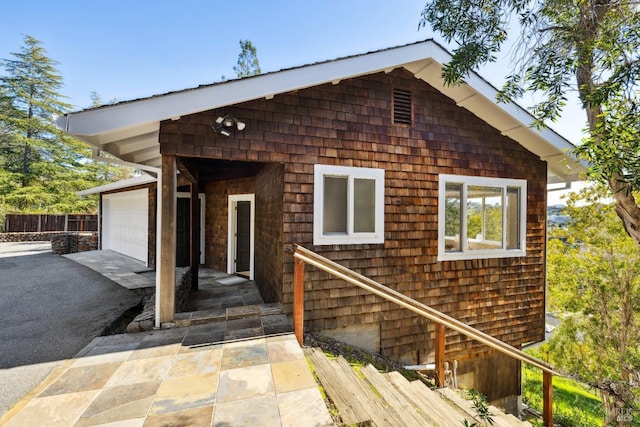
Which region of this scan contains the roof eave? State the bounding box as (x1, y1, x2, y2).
(57, 39, 587, 183)
(58, 41, 443, 136)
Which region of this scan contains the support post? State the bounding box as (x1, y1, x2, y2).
(293, 257, 305, 346)
(435, 323, 446, 387)
(190, 181, 200, 291)
(543, 371, 553, 427)
(157, 154, 177, 326)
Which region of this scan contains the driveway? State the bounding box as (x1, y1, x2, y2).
(0, 241, 141, 415)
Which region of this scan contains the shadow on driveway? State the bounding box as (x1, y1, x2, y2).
(0, 241, 140, 413)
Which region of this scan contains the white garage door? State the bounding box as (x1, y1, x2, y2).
(102, 188, 149, 263)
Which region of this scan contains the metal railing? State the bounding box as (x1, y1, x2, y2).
(292, 244, 558, 426)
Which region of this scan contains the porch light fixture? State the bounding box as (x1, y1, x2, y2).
(212, 115, 246, 136)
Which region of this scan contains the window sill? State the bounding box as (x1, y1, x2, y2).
(313, 234, 384, 246)
(437, 249, 526, 262)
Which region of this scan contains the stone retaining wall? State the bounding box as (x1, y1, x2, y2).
(0, 231, 69, 243)
(126, 267, 192, 333)
(50, 233, 99, 254)
(0, 231, 99, 256)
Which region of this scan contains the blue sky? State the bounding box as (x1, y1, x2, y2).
(0, 0, 585, 139)
(1, 1, 431, 109)
(1, 0, 587, 202)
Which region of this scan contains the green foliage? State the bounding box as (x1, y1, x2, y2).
(420, 0, 640, 128)
(420, 0, 640, 242)
(522, 352, 605, 427)
(467, 204, 502, 242)
(0, 35, 131, 215)
(546, 187, 640, 423)
(89, 90, 119, 108)
(445, 197, 461, 236)
(576, 96, 640, 190)
(233, 39, 261, 78)
(467, 389, 495, 426)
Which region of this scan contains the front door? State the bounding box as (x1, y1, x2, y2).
(235, 201, 251, 274)
(228, 194, 255, 280)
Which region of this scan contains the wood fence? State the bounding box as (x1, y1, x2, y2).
(4, 214, 98, 233)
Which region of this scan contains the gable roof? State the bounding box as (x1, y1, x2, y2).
(56, 39, 585, 184)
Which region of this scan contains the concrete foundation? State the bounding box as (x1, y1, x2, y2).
(320, 323, 381, 354)
(455, 351, 521, 415)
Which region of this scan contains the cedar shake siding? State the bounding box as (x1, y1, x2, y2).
(204, 176, 255, 272)
(159, 68, 546, 373)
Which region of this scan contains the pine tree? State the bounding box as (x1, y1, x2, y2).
(0, 35, 73, 188)
(0, 35, 130, 213)
(233, 40, 261, 78)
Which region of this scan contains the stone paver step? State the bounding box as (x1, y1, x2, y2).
(1, 332, 333, 427)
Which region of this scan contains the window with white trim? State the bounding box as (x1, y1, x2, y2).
(438, 174, 527, 260)
(313, 165, 385, 245)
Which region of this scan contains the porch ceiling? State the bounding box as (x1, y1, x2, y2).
(178, 158, 266, 183)
(56, 39, 587, 186)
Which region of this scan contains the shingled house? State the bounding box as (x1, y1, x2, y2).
(58, 40, 584, 411)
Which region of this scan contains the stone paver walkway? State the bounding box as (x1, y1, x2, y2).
(1, 329, 333, 427)
(3, 249, 333, 426)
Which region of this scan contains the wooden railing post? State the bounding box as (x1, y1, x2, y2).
(435, 323, 446, 387)
(543, 371, 553, 427)
(293, 245, 560, 423)
(293, 256, 305, 346)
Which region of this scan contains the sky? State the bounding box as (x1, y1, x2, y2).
(0, 0, 587, 203)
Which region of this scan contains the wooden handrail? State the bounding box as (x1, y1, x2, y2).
(293, 244, 556, 426)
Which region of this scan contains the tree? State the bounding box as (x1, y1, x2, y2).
(546, 188, 640, 424)
(0, 35, 130, 213)
(89, 90, 119, 108)
(419, 0, 640, 245)
(0, 35, 73, 188)
(233, 39, 261, 78)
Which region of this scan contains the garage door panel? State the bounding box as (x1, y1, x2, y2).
(103, 189, 148, 263)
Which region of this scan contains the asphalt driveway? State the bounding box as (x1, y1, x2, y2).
(0, 241, 141, 414)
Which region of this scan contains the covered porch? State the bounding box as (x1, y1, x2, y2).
(65, 248, 291, 338)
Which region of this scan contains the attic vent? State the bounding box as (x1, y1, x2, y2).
(393, 89, 412, 125)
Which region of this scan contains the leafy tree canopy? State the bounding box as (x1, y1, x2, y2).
(547, 187, 640, 424)
(420, 0, 640, 244)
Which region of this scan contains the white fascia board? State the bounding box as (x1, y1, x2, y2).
(412, 50, 587, 180)
(58, 42, 440, 137)
(419, 59, 580, 155)
(56, 39, 586, 181)
(77, 174, 157, 196)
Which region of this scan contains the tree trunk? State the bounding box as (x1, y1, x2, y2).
(22, 100, 34, 188)
(575, 0, 640, 246)
(608, 178, 640, 244)
(599, 381, 635, 426)
(21, 141, 30, 187)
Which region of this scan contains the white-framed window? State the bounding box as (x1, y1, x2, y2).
(313, 164, 385, 245)
(438, 174, 527, 261)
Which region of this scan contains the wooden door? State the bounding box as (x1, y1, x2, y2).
(235, 200, 251, 273)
